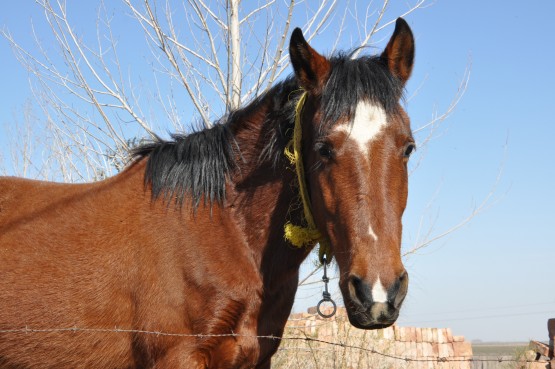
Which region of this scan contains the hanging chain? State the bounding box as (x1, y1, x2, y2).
(316, 256, 337, 318)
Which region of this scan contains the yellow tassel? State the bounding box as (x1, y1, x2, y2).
(284, 223, 322, 248)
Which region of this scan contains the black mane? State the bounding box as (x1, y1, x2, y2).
(132, 124, 235, 208)
(132, 51, 403, 209)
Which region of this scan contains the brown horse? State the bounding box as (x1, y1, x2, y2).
(0, 18, 415, 369)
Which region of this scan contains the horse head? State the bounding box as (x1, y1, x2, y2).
(289, 18, 415, 329)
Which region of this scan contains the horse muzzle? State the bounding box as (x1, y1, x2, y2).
(343, 271, 408, 329)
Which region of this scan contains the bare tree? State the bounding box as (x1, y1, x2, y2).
(1, 0, 428, 181)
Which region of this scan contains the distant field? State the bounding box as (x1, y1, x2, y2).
(472, 342, 530, 356)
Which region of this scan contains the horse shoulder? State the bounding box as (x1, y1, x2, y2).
(125, 192, 264, 367)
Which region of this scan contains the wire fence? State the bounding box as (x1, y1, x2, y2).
(0, 326, 549, 367)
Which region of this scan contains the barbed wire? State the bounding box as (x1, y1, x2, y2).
(0, 326, 550, 365)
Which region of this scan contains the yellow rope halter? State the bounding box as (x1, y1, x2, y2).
(284, 92, 332, 263)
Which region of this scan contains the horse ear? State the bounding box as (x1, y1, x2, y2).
(381, 18, 415, 85)
(289, 28, 330, 93)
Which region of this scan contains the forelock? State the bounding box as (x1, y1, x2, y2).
(319, 53, 404, 134)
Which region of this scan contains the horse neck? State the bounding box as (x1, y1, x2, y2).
(227, 88, 312, 289)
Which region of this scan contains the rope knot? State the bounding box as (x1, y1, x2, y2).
(284, 223, 322, 248)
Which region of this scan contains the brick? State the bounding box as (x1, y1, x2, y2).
(410, 341, 419, 357)
(416, 342, 423, 357)
(437, 328, 446, 343)
(318, 328, 331, 340)
(406, 341, 415, 357)
(373, 339, 391, 354)
(453, 341, 473, 357)
(425, 360, 436, 369)
(431, 342, 439, 356)
(427, 328, 434, 342)
(393, 341, 404, 357)
(400, 326, 407, 341)
(422, 328, 432, 342)
(332, 321, 339, 331)
(438, 343, 454, 357)
(445, 328, 453, 342)
(432, 328, 439, 343)
(307, 306, 317, 315)
(452, 335, 465, 342)
(394, 325, 401, 341)
(419, 327, 425, 342)
(421, 342, 434, 357)
(407, 327, 417, 342)
(383, 326, 394, 340)
(402, 341, 412, 356)
(416, 327, 423, 343)
(408, 327, 417, 343)
(367, 327, 378, 339)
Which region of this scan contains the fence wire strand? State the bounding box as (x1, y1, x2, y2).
(0, 326, 549, 365)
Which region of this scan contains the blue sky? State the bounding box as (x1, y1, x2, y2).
(394, 0, 555, 342)
(1, 1, 554, 343)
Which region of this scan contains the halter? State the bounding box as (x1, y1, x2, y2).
(284, 92, 332, 264)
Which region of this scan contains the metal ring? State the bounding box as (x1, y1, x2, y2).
(316, 298, 337, 318)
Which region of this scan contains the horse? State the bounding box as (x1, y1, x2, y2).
(0, 18, 415, 369)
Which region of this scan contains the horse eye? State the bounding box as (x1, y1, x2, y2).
(404, 143, 416, 158)
(317, 144, 333, 159)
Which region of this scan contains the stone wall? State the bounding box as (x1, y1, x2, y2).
(280, 307, 473, 369)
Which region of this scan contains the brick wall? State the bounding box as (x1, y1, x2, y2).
(282, 307, 473, 369)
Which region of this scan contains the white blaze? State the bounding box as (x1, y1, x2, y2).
(372, 277, 388, 303)
(335, 101, 388, 156)
(335, 100, 388, 242)
(368, 225, 378, 242)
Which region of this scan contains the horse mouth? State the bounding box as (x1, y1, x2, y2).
(345, 302, 400, 330)
(348, 316, 397, 330)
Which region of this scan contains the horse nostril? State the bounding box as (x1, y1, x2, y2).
(348, 275, 371, 306)
(393, 270, 409, 308)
